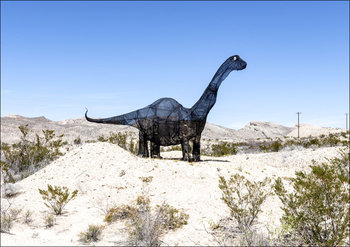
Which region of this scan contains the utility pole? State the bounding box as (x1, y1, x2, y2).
(346, 113, 349, 131)
(296, 112, 301, 138)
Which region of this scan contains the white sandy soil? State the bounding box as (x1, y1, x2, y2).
(1, 142, 344, 246)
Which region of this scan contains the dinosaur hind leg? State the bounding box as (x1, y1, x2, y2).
(150, 142, 161, 159)
(192, 135, 201, 162)
(137, 132, 149, 158)
(181, 140, 192, 162)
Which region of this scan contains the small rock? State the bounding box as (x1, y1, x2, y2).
(119, 170, 126, 177)
(3, 183, 22, 197)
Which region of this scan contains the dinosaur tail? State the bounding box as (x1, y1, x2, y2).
(85, 108, 135, 126)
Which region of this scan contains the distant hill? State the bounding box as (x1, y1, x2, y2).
(0, 114, 344, 144)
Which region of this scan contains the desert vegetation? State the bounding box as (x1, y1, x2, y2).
(273, 149, 349, 246)
(209, 149, 350, 246)
(38, 184, 78, 215)
(1, 122, 348, 245)
(78, 224, 103, 244)
(3, 126, 345, 169)
(0, 199, 21, 233)
(43, 214, 55, 228)
(0, 124, 67, 182)
(104, 194, 189, 246)
(98, 132, 138, 154)
(210, 174, 271, 246)
(202, 131, 349, 157)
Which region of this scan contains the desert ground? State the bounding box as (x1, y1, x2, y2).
(0, 115, 348, 246)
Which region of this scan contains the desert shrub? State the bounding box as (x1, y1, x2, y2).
(73, 136, 82, 145)
(273, 150, 350, 246)
(38, 184, 78, 215)
(259, 140, 282, 152)
(217, 174, 271, 246)
(340, 131, 348, 138)
(341, 139, 349, 146)
(165, 145, 182, 152)
(78, 224, 103, 243)
(127, 196, 163, 246)
(127, 195, 189, 246)
(98, 132, 138, 154)
(210, 141, 237, 156)
(85, 139, 97, 143)
(23, 209, 33, 224)
(270, 140, 283, 152)
(128, 138, 139, 154)
(139, 176, 153, 183)
(315, 132, 349, 147)
(105, 205, 137, 223)
(98, 132, 128, 149)
(301, 137, 321, 148)
(155, 203, 189, 231)
(0, 125, 66, 182)
(105, 194, 188, 246)
(0, 199, 21, 233)
(44, 214, 55, 228)
(1, 213, 14, 232)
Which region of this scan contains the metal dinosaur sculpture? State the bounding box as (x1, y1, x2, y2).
(85, 55, 247, 161)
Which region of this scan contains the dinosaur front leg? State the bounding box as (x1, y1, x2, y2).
(150, 142, 161, 159)
(192, 135, 201, 162)
(138, 132, 149, 158)
(181, 141, 192, 161)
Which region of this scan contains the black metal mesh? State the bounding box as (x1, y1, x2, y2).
(85, 55, 247, 161)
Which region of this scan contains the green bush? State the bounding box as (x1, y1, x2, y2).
(156, 203, 189, 231)
(273, 150, 350, 246)
(23, 209, 33, 224)
(78, 224, 103, 243)
(259, 140, 283, 152)
(127, 195, 162, 246)
(301, 137, 321, 148)
(139, 176, 153, 183)
(163, 145, 182, 152)
(104, 204, 137, 223)
(217, 174, 271, 246)
(0, 200, 21, 233)
(1, 125, 66, 182)
(73, 136, 82, 145)
(98, 132, 138, 154)
(0, 213, 14, 232)
(98, 132, 127, 148)
(38, 185, 78, 215)
(105, 194, 188, 246)
(44, 214, 55, 228)
(320, 133, 340, 146)
(210, 142, 238, 156)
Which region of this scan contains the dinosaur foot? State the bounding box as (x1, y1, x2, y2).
(137, 154, 149, 158)
(151, 155, 163, 159)
(193, 155, 201, 162)
(181, 156, 193, 162)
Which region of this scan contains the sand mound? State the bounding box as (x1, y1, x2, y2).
(1, 142, 343, 246)
(235, 121, 293, 140)
(287, 123, 344, 138)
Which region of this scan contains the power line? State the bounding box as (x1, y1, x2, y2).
(296, 112, 301, 138)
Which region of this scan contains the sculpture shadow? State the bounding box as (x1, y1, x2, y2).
(156, 157, 230, 163)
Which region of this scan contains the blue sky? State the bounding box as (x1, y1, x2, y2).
(1, 1, 349, 129)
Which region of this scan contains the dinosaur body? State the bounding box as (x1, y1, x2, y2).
(85, 55, 247, 161)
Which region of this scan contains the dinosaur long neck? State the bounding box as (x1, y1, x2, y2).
(190, 60, 232, 119)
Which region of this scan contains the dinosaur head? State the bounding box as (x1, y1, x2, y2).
(227, 55, 247, 71)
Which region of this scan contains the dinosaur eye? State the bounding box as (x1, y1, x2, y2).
(233, 56, 237, 61)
